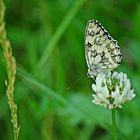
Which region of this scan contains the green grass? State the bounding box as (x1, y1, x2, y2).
(0, 0, 140, 140)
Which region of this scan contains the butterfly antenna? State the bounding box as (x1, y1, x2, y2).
(67, 75, 86, 91)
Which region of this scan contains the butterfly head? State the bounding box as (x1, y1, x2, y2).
(87, 68, 113, 79)
(87, 69, 98, 78)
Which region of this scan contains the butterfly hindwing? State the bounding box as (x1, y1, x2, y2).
(85, 19, 122, 77)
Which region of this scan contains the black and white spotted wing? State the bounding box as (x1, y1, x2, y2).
(85, 19, 122, 77)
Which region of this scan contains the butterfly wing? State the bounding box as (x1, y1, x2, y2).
(85, 19, 122, 77)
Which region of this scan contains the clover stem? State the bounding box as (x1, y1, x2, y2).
(112, 109, 118, 140)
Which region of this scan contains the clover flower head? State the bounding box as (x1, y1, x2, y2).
(92, 71, 136, 109)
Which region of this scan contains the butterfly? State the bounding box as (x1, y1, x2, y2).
(85, 19, 122, 78)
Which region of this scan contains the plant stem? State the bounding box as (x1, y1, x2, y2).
(0, 0, 20, 139)
(112, 109, 118, 140)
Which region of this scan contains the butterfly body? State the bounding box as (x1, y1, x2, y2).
(85, 19, 122, 78)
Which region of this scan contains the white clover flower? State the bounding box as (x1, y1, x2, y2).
(92, 71, 136, 109)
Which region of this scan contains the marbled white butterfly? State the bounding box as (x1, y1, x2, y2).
(85, 19, 122, 78)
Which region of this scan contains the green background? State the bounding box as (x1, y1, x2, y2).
(0, 0, 140, 140)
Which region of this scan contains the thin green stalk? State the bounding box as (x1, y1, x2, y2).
(112, 109, 118, 140)
(36, 0, 86, 70)
(0, 0, 20, 139)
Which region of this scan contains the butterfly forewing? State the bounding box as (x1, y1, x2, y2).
(85, 19, 122, 77)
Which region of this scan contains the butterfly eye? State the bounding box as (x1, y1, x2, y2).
(87, 72, 94, 78)
(87, 72, 91, 77)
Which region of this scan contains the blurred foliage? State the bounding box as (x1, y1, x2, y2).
(0, 0, 140, 140)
